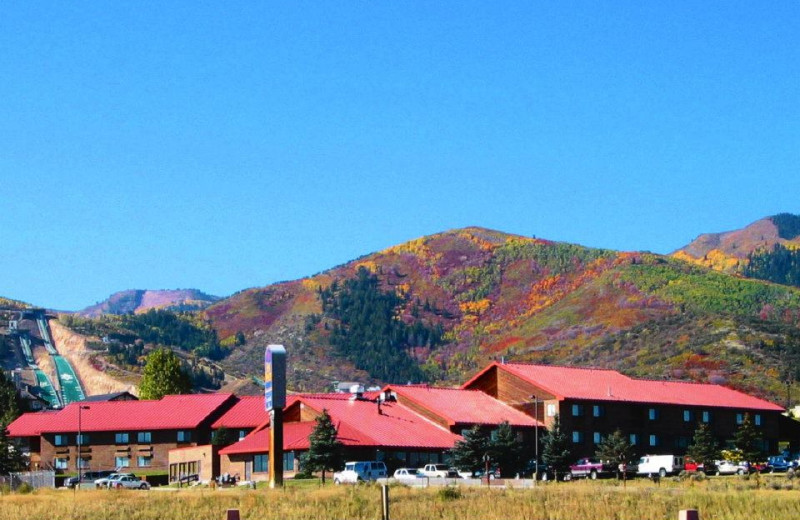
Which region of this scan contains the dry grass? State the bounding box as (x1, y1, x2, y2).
(3, 478, 800, 520)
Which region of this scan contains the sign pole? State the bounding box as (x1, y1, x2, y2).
(265, 345, 286, 489)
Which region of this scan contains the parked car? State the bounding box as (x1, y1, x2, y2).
(392, 468, 423, 481)
(714, 460, 750, 475)
(65, 470, 115, 488)
(637, 455, 685, 478)
(567, 458, 615, 480)
(419, 463, 459, 479)
(95, 473, 135, 489)
(766, 456, 793, 473)
(333, 461, 387, 484)
(109, 475, 150, 490)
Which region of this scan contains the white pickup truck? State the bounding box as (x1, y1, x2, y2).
(420, 464, 458, 478)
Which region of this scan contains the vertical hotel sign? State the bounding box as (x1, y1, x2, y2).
(264, 345, 286, 411)
(265, 345, 286, 488)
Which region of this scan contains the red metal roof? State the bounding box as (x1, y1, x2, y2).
(293, 395, 460, 449)
(6, 410, 60, 437)
(9, 393, 236, 436)
(211, 396, 268, 429)
(468, 363, 784, 411)
(386, 385, 542, 427)
(219, 422, 316, 455)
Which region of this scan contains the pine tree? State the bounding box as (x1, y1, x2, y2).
(595, 429, 633, 479)
(450, 425, 489, 475)
(686, 422, 720, 472)
(0, 371, 24, 473)
(138, 348, 192, 400)
(489, 421, 526, 477)
(733, 413, 763, 465)
(304, 409, 343, 484)
(541, 414, 572, 481)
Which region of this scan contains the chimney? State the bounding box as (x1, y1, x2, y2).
(377, 400, 382, 415)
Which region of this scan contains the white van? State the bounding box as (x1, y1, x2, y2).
(333, 461, 388, 484)
(637, 455, 684, 477)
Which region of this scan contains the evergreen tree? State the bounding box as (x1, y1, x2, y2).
(139, 348, 192, 399)
(541, 415, 571, 481)
(304, 409, 343, 484)
(489, 421, 526, 477)
(733, 413, 763, 465)
(211, 427, 236, 447)
(686, 422, 720, 471)
(0, 371, 24, 473)
(595, 429, 633, 479)
(450, 425, 489, 475)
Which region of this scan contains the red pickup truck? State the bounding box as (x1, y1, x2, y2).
(566, 458, 615, 480)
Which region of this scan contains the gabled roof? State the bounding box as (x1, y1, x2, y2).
(6, 410, 60, 437)
(219, 422, 317, 455)
(211, 396, 267, 429)
(465, 362, 784, 412)
(8, 393, 236, 436)
(385, 385, 542, 427)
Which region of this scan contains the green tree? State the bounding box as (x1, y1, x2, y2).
(211, 427, 236, 447)
(450, 425, 490, 475)
(733, 413, 763, 465)
(304, 409, 343, 484)
(138, 348, 192, 400)
(686, 422, 720, 472)
(0, 371, 25, 473)
(541, 415, 572, 481)
(489, 421, 526, 477)
(595, 429, 633, 479)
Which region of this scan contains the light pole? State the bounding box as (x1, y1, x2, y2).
(77, 405, 90, 488)
(531, 396, 539, 481)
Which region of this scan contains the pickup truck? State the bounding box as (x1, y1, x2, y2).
(420, 464, 458, 478)
(566, 458, 615, 480)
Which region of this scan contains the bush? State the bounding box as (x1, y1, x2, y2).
(437, 485, 462, 501)
(16, 482, 33, 494)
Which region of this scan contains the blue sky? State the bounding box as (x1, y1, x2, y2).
(1, 2, 798, 310)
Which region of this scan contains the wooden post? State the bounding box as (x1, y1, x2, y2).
(381, 484, 390, 520)
(226, 510, 240, 520)
(679, 510, 699, 520)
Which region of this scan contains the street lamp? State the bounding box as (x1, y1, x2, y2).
(530, 396, 539, 481)
(77, 405, 90, 488)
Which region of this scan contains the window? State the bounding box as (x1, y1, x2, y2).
(54, 434, 68, 446)
(755, 414, 762, 426)
(254, 454, 268, 473)
(78, 457, 90, 469)
(572, 431, 584, 444)
(649, 435, 659, 447)
(238, 430, 247, 441)
(546, 404, 557, 417)
(177, 430, 191, 443)
(54, 458, 68, 470)
(284, 451, 295, 471)
(683, 410, 693, 422)
(76, 434, 90, 446)
(675, 436, 689, 448)
(736, 413, 744, 425)
(137, 431, 152, 444)
(593, 432, 602, 444)
(592, 405, 604, 417)
(137, 456, 152, 468)
(702, 411, 710, 423)
(571, 404, 584, 417)
(648, 408, 659, 421)
(115, 456, 130, 468)
(629, 434, 638, 445)
(115, 433, 129, 444)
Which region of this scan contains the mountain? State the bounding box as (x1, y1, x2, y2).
(78, 289, 221, 317)
(201, 226, 800, 402)
(672, 214, 800, 273)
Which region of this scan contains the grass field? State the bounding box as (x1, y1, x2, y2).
(2, 477, 800, 520)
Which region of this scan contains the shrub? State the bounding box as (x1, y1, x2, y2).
(16, 482, 33, 494)
(437, 486, 462, 501)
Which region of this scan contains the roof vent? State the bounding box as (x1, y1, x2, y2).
(349, 384, 365, 401)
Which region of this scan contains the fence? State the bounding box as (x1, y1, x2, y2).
(0, 470, 55, 490)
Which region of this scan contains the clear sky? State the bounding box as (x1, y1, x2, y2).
(1, 2, 798, 311)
